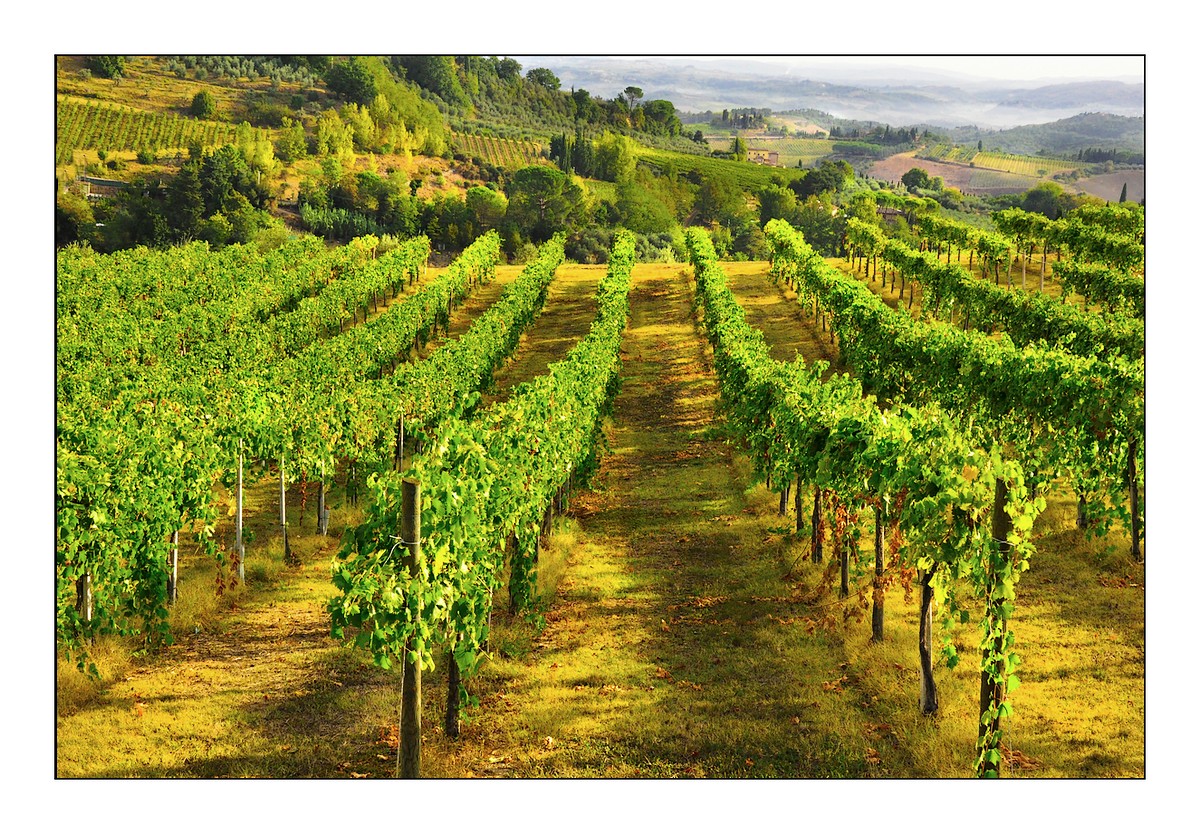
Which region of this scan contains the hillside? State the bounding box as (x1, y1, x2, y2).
(940, 113, 1145, 158)
(55, 55, 1144, 264)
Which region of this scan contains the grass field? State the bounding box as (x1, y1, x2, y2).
(56, 259, 1144, 780)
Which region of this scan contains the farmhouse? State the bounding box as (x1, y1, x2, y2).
(747, 148, 780, 166)
(77, 175, 129, 200)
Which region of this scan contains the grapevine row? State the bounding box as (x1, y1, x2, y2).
(329, 229, 636, 732)
(685, 227, 1042, 776)
(766, 218, 1144, 554)
(845, 217, 1144, 359)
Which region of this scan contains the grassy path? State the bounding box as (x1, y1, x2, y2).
(481, 264, 601, 405)
(430, 263, 887, 777)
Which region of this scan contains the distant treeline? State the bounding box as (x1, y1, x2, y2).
(1076, 147, 1146, 165)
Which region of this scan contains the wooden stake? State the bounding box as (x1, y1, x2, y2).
(399, 478, 422, 779)
(978, 479, 1012, 777)
(236, 439, 245, 584)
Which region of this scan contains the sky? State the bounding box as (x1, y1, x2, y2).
(672, 55, 1146, 84)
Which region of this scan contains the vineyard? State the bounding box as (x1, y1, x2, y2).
(55, 194, 1145, 781)
(449, 131, 544, 169)
(55, 95, 237, 165)
(919, 143, 1082, 177)
(738, 136, 837, 168)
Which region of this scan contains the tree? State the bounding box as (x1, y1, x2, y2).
(394, 56, 469, 108)
(615, 178, 675, 235)
(55, 191, 96, 248)
(592, 132, 636, 183)
(642, 100, 682, 136)
(731, 135, 747, 162)
(275, 117, 307, 162)
(622, 86, 643, 111)
(901, 167, 932, 191)
(325, 57, 378, 105)
(571, 128, 595, 178)
(571, 88, 597, 122)
(1119, 182, 1128, 203)
(757, 182, 798, 227)
(86, 56, 125, 79)
(497, 58, 522, 81)
(314, 109, 356, 162)
(166, 160, 205, 239)
(525, 67, 560, 91)
(465, 185, 507, 237)
(549, 132, 573, 172)
(793, 194, 846, 256)
(190, 90, 216, 119)
(695, 171, 744, 227)
(503, 165, 584, 242)
(793, 160, 853, 199)
(1022, 181, 1066, 219)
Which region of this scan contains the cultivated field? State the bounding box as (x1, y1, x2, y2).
(1075, 170, 1146, 203)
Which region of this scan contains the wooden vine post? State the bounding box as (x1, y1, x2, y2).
(1129, 439, 1141, 561)
(871, 501, 885, 642)
(811, 487, 824, 564)
(795, 474, 804, 534)
(399, 477, 422, 779)
(317, 461, 328, 536)
(236, 439, 245, 583)
(978, 478, 1012, 777)
(280, 453, 292, 565)
(917, 567, 938, 716)
(168, 530, 179, 605)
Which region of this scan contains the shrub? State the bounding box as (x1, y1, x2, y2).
(190, 91, 216, 119)
(85, 56, 125, 79)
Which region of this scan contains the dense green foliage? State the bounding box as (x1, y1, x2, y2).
(766, 218, 1144, 548)
(329, 230, 636, 706)
(687, 226, 1043, 776)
